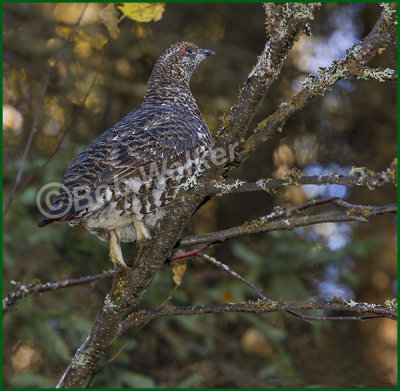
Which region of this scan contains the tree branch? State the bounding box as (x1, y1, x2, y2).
(3, 271, 114, 315)
(215, 3, 321, 148)
(197, 252, 384, 323)
(119, 299, 397, 335)
(180, 202, 397, 247)
(208, 164, 397, 195)
(233, 3, 397, 166)
(3, 244, 213, 315)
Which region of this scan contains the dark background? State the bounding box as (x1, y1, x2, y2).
(3, 3, 397, 387)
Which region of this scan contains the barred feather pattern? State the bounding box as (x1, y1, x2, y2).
(38, 42, 213, 243)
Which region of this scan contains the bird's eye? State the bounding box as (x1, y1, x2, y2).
(185, 47, 193, 54)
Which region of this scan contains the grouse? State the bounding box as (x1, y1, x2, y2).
(38, 41, 214, 268)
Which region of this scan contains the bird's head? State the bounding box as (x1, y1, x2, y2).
(147, 41, 215, 90)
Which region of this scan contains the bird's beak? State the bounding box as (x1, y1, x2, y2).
(201, 49, 215, 56)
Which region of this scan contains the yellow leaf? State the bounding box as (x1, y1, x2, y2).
(172, 260, 187, 286)
(221, 291, 235, 303)
(55, 26, 72, 39)
(117, 3, 165, 23)
(99, 3, 120, 39)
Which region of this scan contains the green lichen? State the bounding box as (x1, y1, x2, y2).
(302, 65, 348, 95)
(384, 298, 397, 311)
(255, 179, 273, 193)
(103, 294, 120, 314)
(71, 347, 92, 369)
(214, 179, 245, 194)
(248, 298, 279, 311)
(380, 3, 396, 21)
(182, 154, 209, 190)
(282, 3, 317, 21)
(345, 205, 372, 221)
(355, 67, 395, 82)
(349, 166, 380, 190)
(111, 277, 129, 305)
(344, 298, 359, 308)
(281, 168, 306, 185)
(125, 309, 147, 326)
(220, 113, 232, 132)
(350, 166, 370, 177)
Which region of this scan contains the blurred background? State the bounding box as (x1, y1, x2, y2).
(3, 3, 397, 387)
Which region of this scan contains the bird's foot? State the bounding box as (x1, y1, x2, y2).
(109, 230, 129, 269)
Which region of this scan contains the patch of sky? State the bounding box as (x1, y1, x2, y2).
(302, 5, 364, 73)
(313, 259, 355, 299)
(301, 164, 351, 199)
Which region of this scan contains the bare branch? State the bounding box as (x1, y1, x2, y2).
(119, 299, 397, 334)
(3, 271, 114, 315)
(180, 202, 397, 247)
(208, 165, 397, 195)
(199, 253, 269, 301)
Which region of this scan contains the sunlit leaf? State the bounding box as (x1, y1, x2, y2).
(172, 259, 186, 286)
(117, 3, 165, 23)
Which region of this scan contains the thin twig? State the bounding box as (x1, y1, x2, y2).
(168, 243, 212, 262)
(199, 253, 269, 301)
(3, 3, 89, 215)
(199, 253, 385, 323)
(3, 270, 114, 314)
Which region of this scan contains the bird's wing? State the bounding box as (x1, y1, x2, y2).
(38, 104, 211, 225)
(95, 105, 211, 188)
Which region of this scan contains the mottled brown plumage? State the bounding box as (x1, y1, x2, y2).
(38, 41, 214, 267)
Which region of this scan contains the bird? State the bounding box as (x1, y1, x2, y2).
(38, 41, 214, 269)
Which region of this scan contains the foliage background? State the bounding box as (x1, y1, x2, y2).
(3, 3, 396, 387)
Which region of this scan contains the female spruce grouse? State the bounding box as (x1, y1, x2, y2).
(38, 42, 214, 268)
